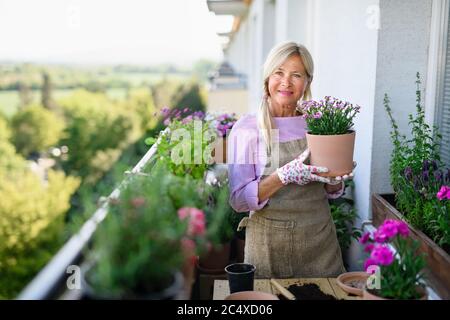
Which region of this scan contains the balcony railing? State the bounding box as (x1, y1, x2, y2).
(17, 140, 160, 300)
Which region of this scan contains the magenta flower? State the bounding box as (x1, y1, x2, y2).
(364, 243, 375, 253)
(373, 229, 389, 243)
(437, 185, 450, 200)
(394, 220, 409, 237)
(370, 244, 394, 266)
(364, 258, 378, 271)
(378, 219, 399, 239)
(359, 232, 371, 244)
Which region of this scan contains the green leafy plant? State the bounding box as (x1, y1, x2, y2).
(329, 199, 361, 251)
(384, 73, 449, 249)
(299, 96, 361, 135)
(146, 109, 216, 179)
(85, 165, 207, 298)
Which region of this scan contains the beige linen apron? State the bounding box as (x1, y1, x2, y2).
(237, 138, 345, 278)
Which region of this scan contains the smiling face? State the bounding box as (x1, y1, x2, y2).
(267, 54, 309, 117)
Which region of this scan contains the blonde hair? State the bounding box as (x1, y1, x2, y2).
(257, 41, 314, 154)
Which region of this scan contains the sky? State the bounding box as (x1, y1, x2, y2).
(0, 0, 233, 66)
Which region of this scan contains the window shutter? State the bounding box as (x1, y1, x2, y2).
(438, 6, 450, 167)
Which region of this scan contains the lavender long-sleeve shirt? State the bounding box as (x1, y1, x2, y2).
(227, 114, 344, 213)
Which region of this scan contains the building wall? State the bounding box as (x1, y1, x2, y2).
(371, 0, 433, 197)
(207, 89, 249, 116)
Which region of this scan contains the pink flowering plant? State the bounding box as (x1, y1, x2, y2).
(209, 113, 237, 138)
(299, 96, 361, 135)
(360, 219, 426, 299)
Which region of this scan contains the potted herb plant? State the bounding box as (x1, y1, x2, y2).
(359, 219, 427, 300)
(299, 96, 360, 177)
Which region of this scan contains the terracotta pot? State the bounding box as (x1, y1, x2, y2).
(181, 243, 198, 299)
(362, 286, 428, 300)
(225, 291, 279, 300)
(197, 242, 231, 274)
(305, 131, 355, 177)
(336, 272, 369, 296)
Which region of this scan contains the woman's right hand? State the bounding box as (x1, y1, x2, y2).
(276, 148, 330, 185)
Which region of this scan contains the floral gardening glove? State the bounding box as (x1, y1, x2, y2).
(276, 148, 331, 185)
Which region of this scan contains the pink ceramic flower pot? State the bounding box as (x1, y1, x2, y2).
(305, 131, 355, 177)
(362, 287, 428, 300)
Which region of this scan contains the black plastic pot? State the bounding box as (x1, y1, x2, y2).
(225, 263, 256, 294)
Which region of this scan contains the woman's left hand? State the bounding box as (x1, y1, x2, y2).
(326, 161, 357, 185)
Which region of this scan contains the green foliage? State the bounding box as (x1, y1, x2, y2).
(379, 237, 426, 299)
(85, 165, 203, 297)
(203, 183, 235, 245)
(11, 105, 65, 157)
(329, 199, 361, 251)
(150, 116, 216, 180)
(122, 87, 157, 132)
(58, 89, 141, 183)
(0, 167, 80, 298)
(384, 73, 449, 248)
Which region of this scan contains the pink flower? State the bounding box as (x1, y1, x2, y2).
(364, 243, 375, 253)
(178, 207, 190, 220)
(359, 232, 371, 244)
(378, 219, 399, 239)
(181, 237, 196, 252)
(313, 112, 322, 119)
(364, 258, 378, 271)
(130, 197, 146, 208)
(394, 220, 409, 237)
(177, 207, 206, 237)
(370, 244, 394, 266)
(437, 185, 450, 200)
(373, 229, 388, 243)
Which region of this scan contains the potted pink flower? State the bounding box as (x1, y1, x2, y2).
(359, 219, 427, 300)
(299, 96, 360, 177)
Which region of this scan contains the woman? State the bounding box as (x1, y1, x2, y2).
(228, 41, 353, 278)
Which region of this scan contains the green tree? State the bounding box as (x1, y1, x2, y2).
(58, 90, 140, 184)
(171, 81, 206, 113)
(41, 72, 55, 110)
(11, 105, 65, 158)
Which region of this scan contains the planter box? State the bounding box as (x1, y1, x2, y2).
(372, 193, 450, 299)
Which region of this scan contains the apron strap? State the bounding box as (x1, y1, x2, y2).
(237, 216, 249, 231)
